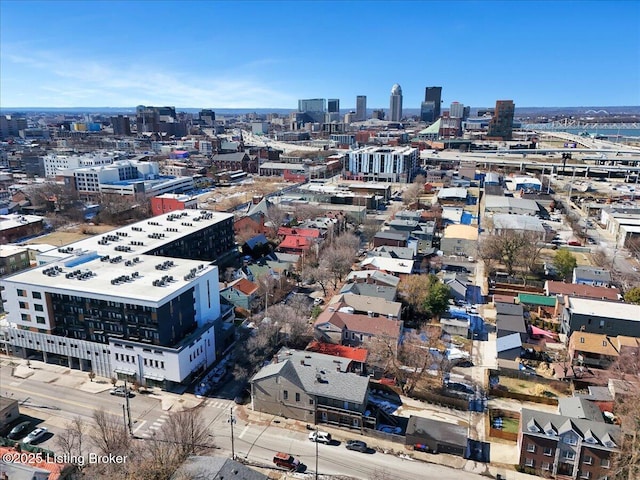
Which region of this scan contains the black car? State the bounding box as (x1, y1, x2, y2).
(8, 421, 32, 440)
(345, 440, 368, 453)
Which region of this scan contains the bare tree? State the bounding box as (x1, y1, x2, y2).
(402, 175, 425, 206)
(302, 264, 331, 296)
(479, 230, 529, 275)
(333, 231, 360, 253)
(55, 416, 86, 461)
(359, 217, 382, 246)
(264, 204, 287, 239)
(320, 244, 355, 288)
(264, 304, 312, 348)
(91, 408, 131, 455)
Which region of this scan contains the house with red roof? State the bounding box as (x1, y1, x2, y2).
(306, 340, 369, 373)
(220, 278, 259, 312)
(0, 445, 76, 479)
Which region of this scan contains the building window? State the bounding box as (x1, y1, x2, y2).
(581, 471, 591, 479)
(32, 292, 42, 299)
(295, 393, 300, 402)
(283, 390, 288, 401)
(584, 455, 593, 465)
(601, 459, 610, 469)
(309, 399, 314, 405)
(34, 304, 44, 312)
(563, 451, 576, 461)
(524, 458, 534, 467)
(564, 436, 577, 446)
(17, 289, 26, 297)
(21, 314, 31, 322)
(527, 444, 536, 453)
(19, 301, 29, 309)
(36, 316, 45, 324)
(542, 462, 551, 471)
(543, 447, 554, 456)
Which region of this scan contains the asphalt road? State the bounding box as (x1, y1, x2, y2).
(0, 362, 490, 480)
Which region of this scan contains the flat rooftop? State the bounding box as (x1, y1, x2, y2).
(568, 297, 640, 320)
(3, 209, 233, 303)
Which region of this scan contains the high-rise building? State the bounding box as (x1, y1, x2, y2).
(356, 95, 367, 121)
(462, 106, 471, 120)
(389, 84, 403, 122)
(488, 100, 515, 140)
(136, 105, 187, 137)
(199, 109, 216, 126)
(110, 115, 131, 136)
(298, 98, 326, 124)
(347, 146, 418, 183)
(449, 102, 464, 119)
(420, 101, 436, 123)
(425, 87, 442, 119)
(327, 99, 340, 113)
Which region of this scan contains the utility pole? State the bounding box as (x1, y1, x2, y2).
(315, 426, 319, 480)
(124, 379, 133, 435)
(229, 407, 236, 460)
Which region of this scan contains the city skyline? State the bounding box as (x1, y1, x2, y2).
(1, 1, 639, 109)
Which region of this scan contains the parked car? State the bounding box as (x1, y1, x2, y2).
(273, 452, 300, 470)
(446, 382, 475, 395)
(7, 421, 32, 440)
(109, 387, 133, 397)
(567, 240, 582, 246)
(345, 440, 368, 453)
(308, 430, 332, 444)
(23, 427, 47, 444)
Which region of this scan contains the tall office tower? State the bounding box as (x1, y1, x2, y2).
(488, 100, 515, 140)
(327, 99, 340, 113)
(449, 101, 464, 119)
(462, 106, 471, 120)
(110, 115, 131, 136)
(420, 101, 436, 122)
(298, 98, 326, 123)
(199, 109, 216, 126)
(425, 87, 443, 119)
(356, 95, 367, 121)
(389, 84, 403, 122)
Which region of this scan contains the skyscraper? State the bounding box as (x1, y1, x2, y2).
(389, 84, 403, 122)
(298, 98, 326, 123)
(449, 101, 464, 119)
(425, 87, 442, 119)
(488, 100, 515, 140)
(420, 102, 436, 123)
(356, 95, 367, 121)
(327, 99, 340, 113)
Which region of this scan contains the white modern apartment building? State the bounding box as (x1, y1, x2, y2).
(346, 146, 418, 183)
(73, 160, 194, 198)
(43, 152, 121, 177)
(0, 210, 235, 389)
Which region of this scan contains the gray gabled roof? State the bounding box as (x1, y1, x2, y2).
(496, 332, 522, 353)
(558, 397, 604, 422)
(251, 355, 369, 405)
(339, 282, 397, 301)
(170, 455, 268, 480)
(520, 408, 620, 451)
(370, 245, 414, 260)
(495, 302, 524, 316)
(345, 270, 400, 287)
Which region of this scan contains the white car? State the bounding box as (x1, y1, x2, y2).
(23, 427, 47, 444)
(308, 430, 332, 444)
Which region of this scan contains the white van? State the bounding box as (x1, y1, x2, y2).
(309, 430, 332, 444)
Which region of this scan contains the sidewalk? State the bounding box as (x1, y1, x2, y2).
(1, 355, 199, 412)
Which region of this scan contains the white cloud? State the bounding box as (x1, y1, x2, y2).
(1, 47, 297, 108)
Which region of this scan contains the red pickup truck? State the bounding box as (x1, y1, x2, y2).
(273, 452, 300, 470)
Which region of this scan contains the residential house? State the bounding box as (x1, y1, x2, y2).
(518, 408, 620, 479)
(305, 340, 368, 375)
(234, 214, 267, 238)
(372, 230, 409, 248)
(339, 282, 397, 302)
(437, 187, 468, 205)
(328, 293, 402, 319)
(572, 267, 612, 287)
(368, 245, 414, 260)
(561, 297, 640, 337)
(359, 256, 414, 278)
(170, 456, 268, 480)
(250, 349, 372, 429)
(344, 270, 401, 288)
(544, 281, 620, 302)
(219, 278, 259, 312)
(445, 276, 469, 304)
(497, 333, 524, 361)
(568, 332, 639, 369)
(387, 219, 420, 232)
(313, 309, 402, 354)
(440, 224, 478, 258)
(241, 234, 271, 258)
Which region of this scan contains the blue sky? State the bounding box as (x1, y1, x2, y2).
(1, 0, 639, 109)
